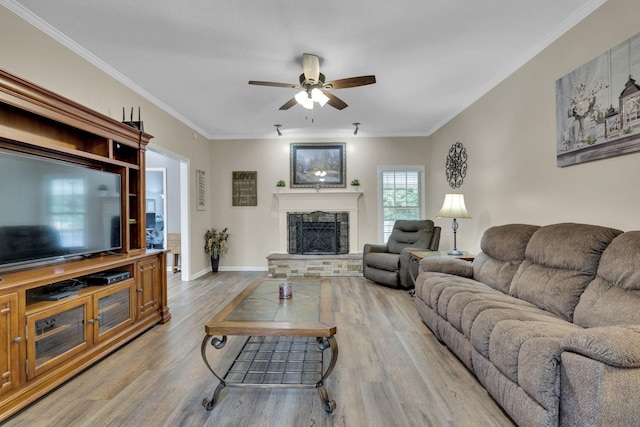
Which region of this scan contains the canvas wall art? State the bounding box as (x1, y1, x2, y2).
(556, 32, 640, 166)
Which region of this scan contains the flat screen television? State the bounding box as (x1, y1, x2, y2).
(0, 149, 122, 268)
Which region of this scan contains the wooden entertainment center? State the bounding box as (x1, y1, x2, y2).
(0, 69, 171, 421)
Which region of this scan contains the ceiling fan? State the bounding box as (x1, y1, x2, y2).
(248, 53, 376, 111)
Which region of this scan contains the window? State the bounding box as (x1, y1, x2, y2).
(50, 178, 86, 247)
(378, 166, 425, 242)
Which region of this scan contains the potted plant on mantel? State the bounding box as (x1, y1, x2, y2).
(204, 227, 229, 273)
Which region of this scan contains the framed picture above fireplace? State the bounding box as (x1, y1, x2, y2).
(290, 142, 346, 188)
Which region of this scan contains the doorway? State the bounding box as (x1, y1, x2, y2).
(146, 149, 189, 280)
(145, 168, 167, 250)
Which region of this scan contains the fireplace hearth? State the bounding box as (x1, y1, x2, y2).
(288, 211, 349, 255)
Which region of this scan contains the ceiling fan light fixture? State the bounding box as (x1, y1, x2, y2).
(249, 53, 375, 111)
(295, 90, 314, 109)
(311, 88, 329, 107)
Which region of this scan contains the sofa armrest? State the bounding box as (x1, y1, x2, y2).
(561, 325, 640, 368)
(419, 256, 474, 278)
(363, 243, 387, 257)
(560, 329, 640, 425)
(363, 243, 388, 277)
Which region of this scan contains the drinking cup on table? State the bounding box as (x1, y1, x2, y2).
(279, 283, 292, 299)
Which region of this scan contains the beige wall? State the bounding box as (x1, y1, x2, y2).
(1, 8, 212, 276)
(209, 136, 430, 269)
(4, 0, 637, 271)
(428, 0, 640, 254)
(0, 8, 431, 273)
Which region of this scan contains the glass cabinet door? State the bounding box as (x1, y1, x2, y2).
(27, 298, 91, 379)
(93, 281, 135, 342)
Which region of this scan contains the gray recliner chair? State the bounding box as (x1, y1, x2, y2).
(363, 220, 440, 289)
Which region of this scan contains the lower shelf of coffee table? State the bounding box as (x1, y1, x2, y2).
(224, 336, 324, 386)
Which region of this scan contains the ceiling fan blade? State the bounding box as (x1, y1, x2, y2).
(302, 53, 320, 84)
(248, 80, 299, 89)
(279, 98, 298, 110)
(324, 92, 348, 110)
(324, 75, 376, 90)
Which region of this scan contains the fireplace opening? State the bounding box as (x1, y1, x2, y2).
(288, 211, 349, 255)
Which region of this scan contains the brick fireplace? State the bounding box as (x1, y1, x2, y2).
(288, 211, 349, 255)
(273, 191, 362, 253)
(269, 191, 363, 277)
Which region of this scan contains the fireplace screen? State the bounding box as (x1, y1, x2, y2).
(287, 211, 349, 255)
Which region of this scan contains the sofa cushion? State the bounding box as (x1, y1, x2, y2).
(386, 220, 434, 254)
(452, 292, 538, 337)
(469, 307, 570, 359)
(473, 224, 540, 293)
(418, 273, 489, 313)
(574, 231, 640, 328)
(489, 320, 579, 410)
(509, 223, 622, 321)
(472, 350, 555, 427)
(439, 285, 506, 323)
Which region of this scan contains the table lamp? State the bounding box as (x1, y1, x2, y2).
(437, 193, 471, 255)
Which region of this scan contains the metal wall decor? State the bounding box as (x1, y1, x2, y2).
(445, 142, 467, 188)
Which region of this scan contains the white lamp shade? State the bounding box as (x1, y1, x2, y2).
(437, 194, 471, 219)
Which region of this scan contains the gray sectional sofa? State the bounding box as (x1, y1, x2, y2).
(414, 222, 640, 427)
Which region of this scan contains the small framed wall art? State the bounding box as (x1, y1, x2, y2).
(196, 169, 205, 211)
(232, 171, 258, 206)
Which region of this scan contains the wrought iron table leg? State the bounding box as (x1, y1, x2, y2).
(316, 336, 338, 413)
(408, 255, 419, 296)
(200, 334, 227, 411)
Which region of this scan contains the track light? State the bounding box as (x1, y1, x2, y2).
(352, 122, 360, 136)
(274, 124, 283, 138)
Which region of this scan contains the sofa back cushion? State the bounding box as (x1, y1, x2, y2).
(387, 220, 435, 254)
(509, 223, 622, 321)
(472, 224, 540, 293)
(573, 231, 640, 327)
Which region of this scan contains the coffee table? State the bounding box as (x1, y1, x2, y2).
(200, 278, 338, 413)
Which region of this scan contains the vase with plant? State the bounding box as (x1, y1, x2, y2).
(204, 227, 229, 273)
(350, 179, 360, 187)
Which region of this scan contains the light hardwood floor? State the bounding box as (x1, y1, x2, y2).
(4, 272, 515, 427)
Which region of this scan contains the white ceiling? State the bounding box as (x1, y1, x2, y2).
(4, 0, 605, 140)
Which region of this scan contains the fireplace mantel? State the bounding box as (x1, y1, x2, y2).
(274, 191, 362, 253)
